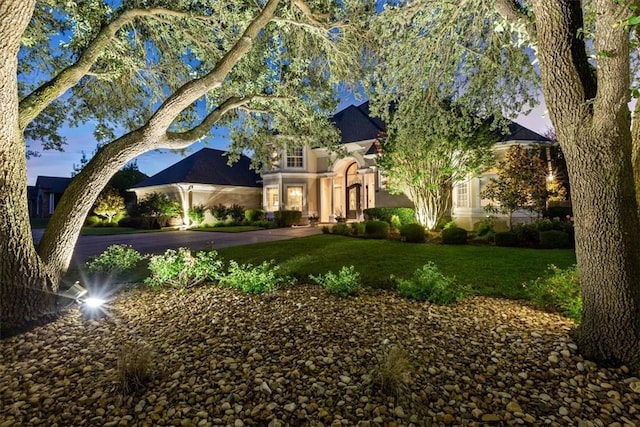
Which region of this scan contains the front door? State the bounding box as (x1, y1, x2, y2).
(347, 184, 361, 219)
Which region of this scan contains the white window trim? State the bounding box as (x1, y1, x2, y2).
(264, 185, 280, 212)
(455, 181, 469, 208)
(285, 146, 305, 169)
(285, 183, 306, 212)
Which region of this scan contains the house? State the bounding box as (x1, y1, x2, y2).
(137, 103, 555, 229)
(262, 101, 555, 229)
(129, 148, 262, 224)
(33, 176, 72, 218)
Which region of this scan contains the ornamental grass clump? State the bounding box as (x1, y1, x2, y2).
(84, 244, 146, 280)
(310, 265, 361, 297)
(145, 248, 224, 288)
(373, 346, 412, 401)
(116, 342, 154, 395)
(396, 262, 467, 305)
(524, 264, 581, 322)
(219, 260, 287, 294)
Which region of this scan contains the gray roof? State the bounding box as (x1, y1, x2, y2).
(331, 102, 550, 149)
(331, 102, 385, 144)
(132, 148, 261, 189)
(35, 176, 72, 194)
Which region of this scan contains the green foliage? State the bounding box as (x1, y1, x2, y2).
(513, 223, 540, 247)
(188, 204, 206, 225)
(84, 244, 146, 279)
(441, 226, 467, 244)
(220, 260, 286, 294)
(365, 220, 390, 239)
(539, 230, 570, 249)
(400, 223, 426, 243)
(310, 265, 361, 297)
(350, 222, 366, 236)
(245, 208, 265, 222)
(481, 145, 549, 227)
(374, 96, 495, 230)
(145, 248, 224, 288)
(94, 187, 126, 223)
(135, 193, 182, 227)
(211, 204, 229, 222)
(363, 208, 416, 226)
(331, 223, 351, 236)
(322, 225, 331, 234)
(228, 204, 245, 223)
(494, 231, 518, 247)
(473, 218, 495, 242)
(524, 265, 581, 322)
(396, 262, 467, 305)
(275, 210, 302, 227)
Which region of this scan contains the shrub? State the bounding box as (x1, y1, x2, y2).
(228, 204, 245, 222)
(211, 204, 229, 222)
(245, 208, 265, 222)
(363, 207, 416, 227)
(365, 220, 390, 239)
(474, 218, 495, 238)
(274, 210, 302, 227)
(513, 223, 539, 247)
(116, 342, 154, 394)
(396, 262, 466, 305)
(400, 223, 425, 243)
(524, 265, 581, 322)
(322, 225, 331, 234)
(145, 248, 224, 288)
(85, 215, 103, 227)
(84, 244, 146, 279)
(494, 231, 518, 247)
(331, 223, 351, 236)
(539, 230, 570, 249)
(188, 204, 206, 225)
(251, 219, 272, 228)
(220, 260, 287, 293)
(310, 265, 361, 297)
(135, 192, 182, 222)
(441, 226, 467, 244)
(351, 222, 366, 236)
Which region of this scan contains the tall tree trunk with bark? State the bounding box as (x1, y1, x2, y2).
(0, 0, 59, 332)
(532, 0, 640, 368)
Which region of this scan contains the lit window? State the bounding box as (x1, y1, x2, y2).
(287, 186, 304, 211)
(266, 187, 279, 211)
(286, 146, 304, 168)
(456, 182, 469, 208)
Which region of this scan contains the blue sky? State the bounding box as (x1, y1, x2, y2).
(25, 95, 550, 186)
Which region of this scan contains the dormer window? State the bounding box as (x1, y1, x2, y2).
(286, 146, 304, 168)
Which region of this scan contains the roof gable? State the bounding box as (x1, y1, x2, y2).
(35, 176, 72, 194)
(331, 103, 384, 143)
(132, 148, 261, 189)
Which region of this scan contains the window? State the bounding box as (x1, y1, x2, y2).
(287, 186, 304, 211)
(456, 182, 469, 208)
(286, 146, 304, 168)
(266, 187, 279, 211)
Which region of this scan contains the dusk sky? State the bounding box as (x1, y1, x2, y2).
(25, 95, 551, 186)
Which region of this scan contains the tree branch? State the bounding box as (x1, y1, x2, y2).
(18, 7, 203, 131)
(291, 0, 330, 28)
(164, 95, 291, 146)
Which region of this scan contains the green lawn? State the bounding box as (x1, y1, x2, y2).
(193, 225, 264, 233)
(217, 234, 576, 299)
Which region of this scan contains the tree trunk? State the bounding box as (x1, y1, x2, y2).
(532, 0, 640, 369)
(0, 1, 58, 333)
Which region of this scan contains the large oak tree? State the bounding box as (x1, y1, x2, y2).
(0, 0, 362, 332)
(369, 0, 640, 369)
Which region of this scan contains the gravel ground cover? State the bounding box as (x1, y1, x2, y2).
(1, 285, 639, 426)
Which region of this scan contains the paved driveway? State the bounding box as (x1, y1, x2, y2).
(33, 227, 322, 264)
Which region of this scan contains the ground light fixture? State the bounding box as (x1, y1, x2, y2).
(63, 281, 107, 318)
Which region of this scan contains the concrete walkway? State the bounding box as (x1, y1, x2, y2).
(33, 226, 323, 264)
